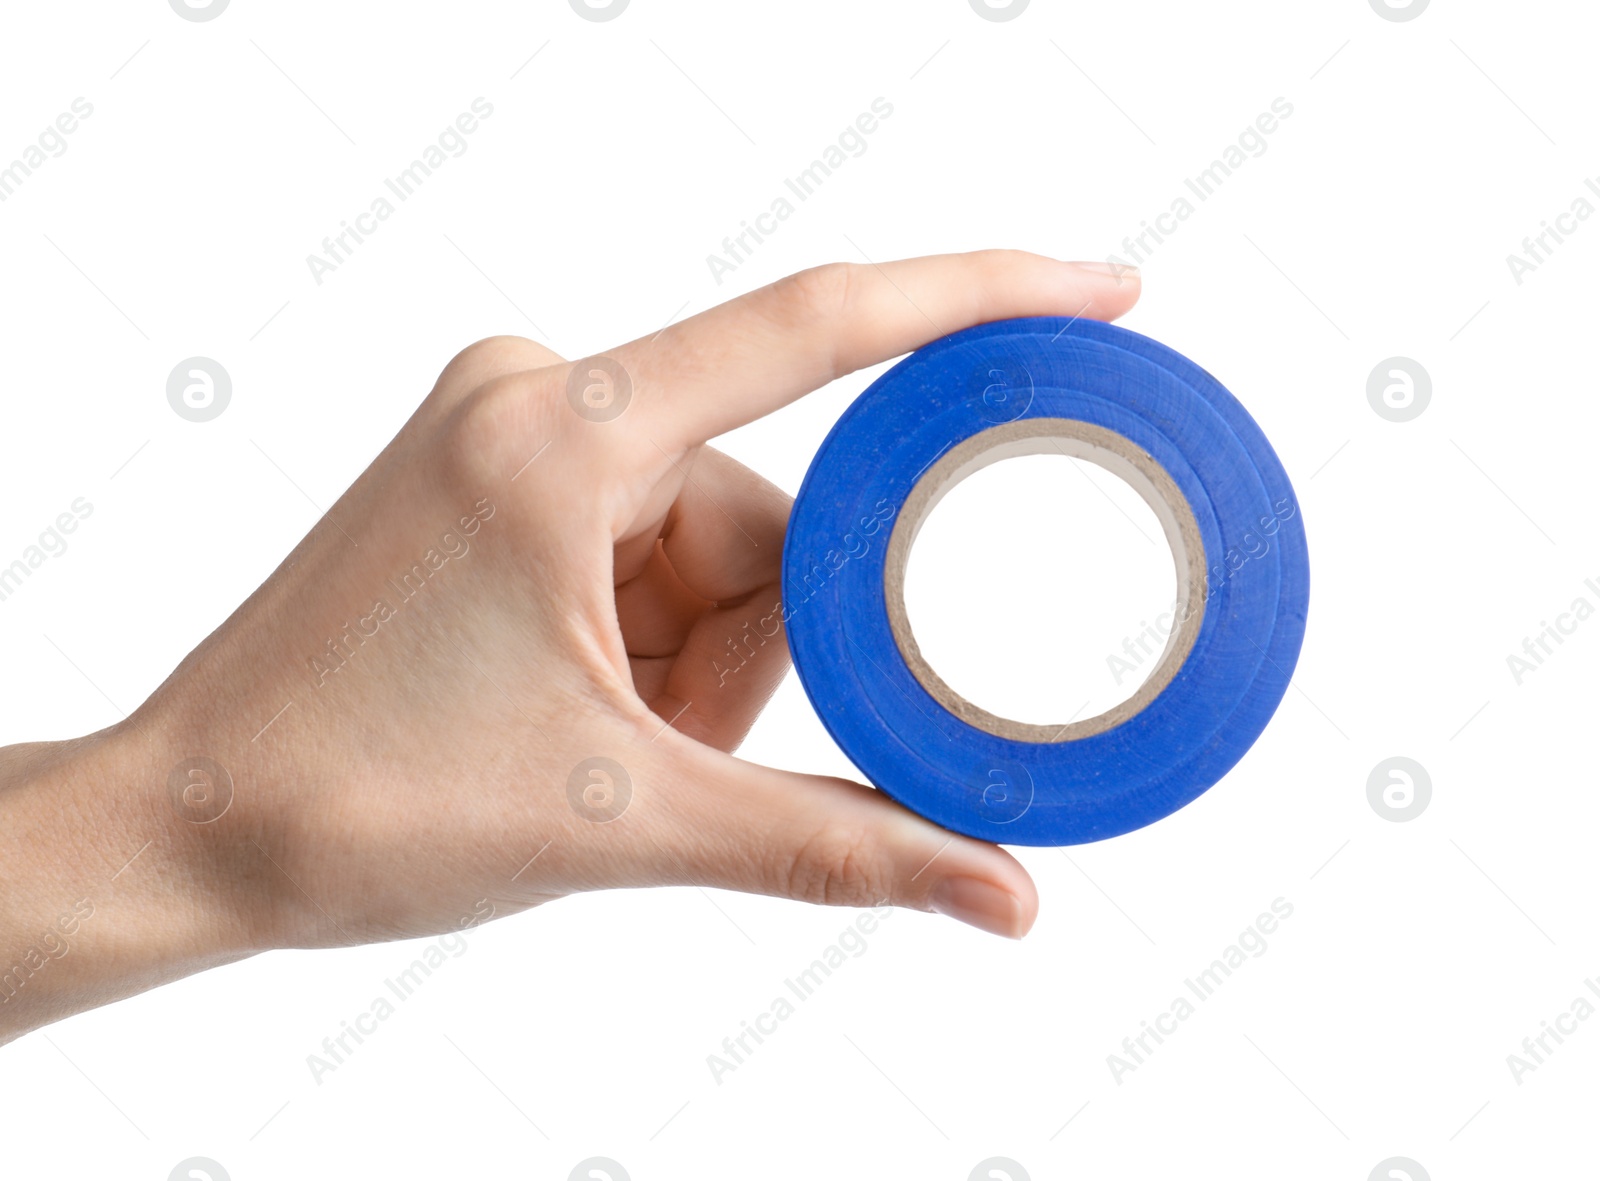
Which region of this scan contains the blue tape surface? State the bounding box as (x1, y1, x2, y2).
(782, 317, 1309, 846)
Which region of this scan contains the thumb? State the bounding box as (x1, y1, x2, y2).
(666, 745, 1039, 938)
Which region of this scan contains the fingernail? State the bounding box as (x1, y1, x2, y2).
(1071, 260, 1140, 281)
(929, 876, 1026, 938)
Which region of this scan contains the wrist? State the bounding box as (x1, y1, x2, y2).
(0, 718, 260, 1046)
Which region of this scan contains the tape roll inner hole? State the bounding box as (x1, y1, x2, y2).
(884, 418, 1207, 744)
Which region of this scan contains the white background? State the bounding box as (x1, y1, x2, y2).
(1, 1, 1596, 1178)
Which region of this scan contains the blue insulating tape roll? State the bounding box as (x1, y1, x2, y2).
(782, 317, 1309, 846)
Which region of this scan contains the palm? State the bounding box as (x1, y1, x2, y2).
(610, 443, 791, 754)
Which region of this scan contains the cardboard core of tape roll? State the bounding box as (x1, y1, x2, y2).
(883, 418, 1208, 744)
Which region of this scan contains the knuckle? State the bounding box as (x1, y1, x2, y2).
(962, 249, 1028, 302)
(783, 823, 888, 908)
(986, 247, 1037, 269)
(434, 335, 563, 397)
(775, 261, 857, 323)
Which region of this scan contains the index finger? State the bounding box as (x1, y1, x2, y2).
(613, 250, 1139, 449)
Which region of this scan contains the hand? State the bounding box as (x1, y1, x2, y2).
(0, 250, 1139, 1043)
